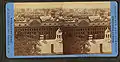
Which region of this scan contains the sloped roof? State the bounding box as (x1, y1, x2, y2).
(89, 16, 100, 22)
(40, 22, 60, 26)
(40, 16, 51, 21)
(105, 27, 110, 33)
(89, 22, 109, 26)
(28, 19, 41, 24)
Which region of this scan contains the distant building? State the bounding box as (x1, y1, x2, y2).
(88, 15, 101, 22)
(36, 28, 63, 54)
(14, 11, 111, 54)
(88, 27, 111, 53)
(14, 17, 110, 40)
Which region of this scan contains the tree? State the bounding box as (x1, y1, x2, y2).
(70, 37, 90, 54)
(63, 32, 90, 54)
(14, 32, 40, 56)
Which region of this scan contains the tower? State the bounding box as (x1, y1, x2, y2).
(55, 28, 63, 42)
(104, 27, 111, 42)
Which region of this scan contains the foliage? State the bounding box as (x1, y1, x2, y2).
(14, 33, 40, 56)
(63, 33, 90, 54)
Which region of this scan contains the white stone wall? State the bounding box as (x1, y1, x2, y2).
(36, 28, 63, 54)
(88, 39, 112, 53)
(36, 39, 63, 54)
(54, 41, 63, 53)
(89, 40, 101, 53)
(102, 40, 112, 53)
(88, 28, 112, 54)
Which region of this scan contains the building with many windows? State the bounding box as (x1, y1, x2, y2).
(88, 27, 111, 53)
(14, 15, 110, 54)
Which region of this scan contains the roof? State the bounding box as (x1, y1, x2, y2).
(89, 16, 100, 21)
(39, 39, 61, 44)
(40, 22, 60, 26)
(56, 28, 62, 34)
(28, 19, 41, 24)
(105, 27, 110, 33)
(89, 22, 109, 26)
(14, 16, 110, 27)
(40, 16, 51, 21)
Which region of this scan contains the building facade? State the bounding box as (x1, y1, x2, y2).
(14, 16, 110, 54)
(88, 27, 111, 53)
(36, 28, 63, 54)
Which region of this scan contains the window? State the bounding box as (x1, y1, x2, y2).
(57, 35, 59, 38)
(73, 24, 76, 26)
(19, 24, 21, 26)
(110, 34, 111, 38)
(108, 34, 109, 38)
(88, 28, 89, 30)
(25, 24, 27, 26)
(59, 35, 61, 38)
(88, 32, 89, 34)
(83, 29, 84, 31)
(44, 23, 46, 25)
(81, 29, 82, 31)
(39, 28, 41, 31)
(106, 34, 107, 38)
(67, 24, 69, 26)
(91, 32, 92, 34)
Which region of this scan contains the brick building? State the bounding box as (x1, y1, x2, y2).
(14, 15, 110, 54)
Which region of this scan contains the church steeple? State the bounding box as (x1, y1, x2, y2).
(104, 27, 111, 42)
(55, 28, 63, 42)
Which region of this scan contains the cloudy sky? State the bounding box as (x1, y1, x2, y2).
(14, 2, 110, 9)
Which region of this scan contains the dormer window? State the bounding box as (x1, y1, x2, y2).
(25, 24, 27, 26)
(103, 23, 104, 25)
(19, 24, 21, 26)
(67, 24, 70, 26)
(44, 23, 46, 25)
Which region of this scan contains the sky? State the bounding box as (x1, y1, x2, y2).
(14, 2, 110, 9)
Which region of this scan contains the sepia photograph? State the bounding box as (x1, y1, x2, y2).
(14, 2, 112, 56)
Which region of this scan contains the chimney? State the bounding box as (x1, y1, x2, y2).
(88, 35, 93, 41)
(40, 35, 44, 40)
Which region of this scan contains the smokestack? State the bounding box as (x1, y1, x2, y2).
(40, 35, 44, 40)
(89, 35, 93, 41)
